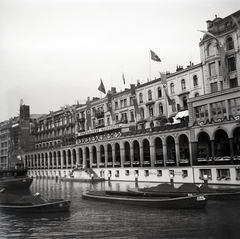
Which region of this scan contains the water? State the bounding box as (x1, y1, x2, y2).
(0, 179, 240, 239)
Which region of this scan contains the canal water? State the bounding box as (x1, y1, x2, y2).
(0, 179, 240, 239)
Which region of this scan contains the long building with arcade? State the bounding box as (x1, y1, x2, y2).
(9, 10, 240, 185)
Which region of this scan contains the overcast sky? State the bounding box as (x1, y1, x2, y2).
(0, 0, 239, 122)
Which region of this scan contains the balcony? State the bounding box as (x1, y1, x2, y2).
(95, 110, 104, 118)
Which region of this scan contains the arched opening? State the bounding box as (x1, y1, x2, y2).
(92, 146, 97, 166)
(57, 151, 61, 168)
(63, 150, 66, 168)
(197, 132, 211, 165)
(143, 139, 151, 166)
(107, 144, 113, 166)
(133, 140, 140, 166)
(100, 145, 105, 166)
(179, 134, 190, 165)
(166, 136, 176, 166)
(124, 141, 130, 166)
(78, 148, 83, 166)
(85, 147, 90, 168)
(233, 127, 240, 163)
(67, 149, 71, 168)
(72, 149, 76, 166)
(49, 152, 53, 168)
(155, 137, 163, 165)
(115, 143, 121, 166)
(53, 151, 57, 168)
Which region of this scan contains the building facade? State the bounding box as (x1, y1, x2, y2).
(19, 10, 240, 185)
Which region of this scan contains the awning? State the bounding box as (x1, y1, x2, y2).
(175, 110, 189, 119)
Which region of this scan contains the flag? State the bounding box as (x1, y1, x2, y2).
(86, 100, 92, 130)
(198, 30, 219, 42)
(220, 46, 228, 81)
(98, 79, 106, 94)
(150, 50, 161, 62)
(107, 93, 115, 121)
(160, 72, 173, 105)
(231, 15, 240, 31)
(122, 72, 126, 85)
(130, 84, 139, 115)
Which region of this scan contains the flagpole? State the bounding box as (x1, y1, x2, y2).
(149, 49, 151, 81)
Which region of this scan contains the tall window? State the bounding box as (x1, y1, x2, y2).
(228, 57, 236, 72)
(181, 79, 186, 90)
(207, 43, 214, 56)
(115, 101, 118, 109)
(170, 83, 174, 94)
(183, 96, 188, 108)
(229, 97, 240, 115)
(211, 82, 218, 93)
(209, 62, 216, 76)
(157, 87, 162, 98)
(226, 37, 234, 51)
(130, 111, 134, 121)
(172, 100, 176, 112)
(159, 103, 163, 115)
(140, 108, 145, 119)
(193, 75, 198, 86)
(139, 93, 143, 103)
(148, 90, 152, 101)
(149, 105, 154, 117)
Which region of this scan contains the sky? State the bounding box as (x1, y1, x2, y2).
(0, 0, 239, 122)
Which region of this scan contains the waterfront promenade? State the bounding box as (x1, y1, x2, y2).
(0, 179, 240, 238)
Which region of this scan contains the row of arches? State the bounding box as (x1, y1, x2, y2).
(25, 127, 240, 170)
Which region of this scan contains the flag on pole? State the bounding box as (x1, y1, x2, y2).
(150, 50, 161, 62)
(122, 73, 126, 85)
(107, 93, 115, 121)
(130, 84, 139, 114)
(98, 78, 106, 94)
(160, 72, 173, 105)
(231, 15, 240, 31)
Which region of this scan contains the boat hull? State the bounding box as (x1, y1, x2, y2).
(0, 199, 71, 213)
(82, 191, 207, 209)
(0, 177, 33, 189)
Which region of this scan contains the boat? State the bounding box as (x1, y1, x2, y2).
(127, 183, 240, 200)
(0, 168, 33, 189)
(0, 192, 71, 213)
(82, 190, 208, 209)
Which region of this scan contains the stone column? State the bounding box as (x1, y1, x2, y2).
(112, 144, 116, 167)
(150, 144, 155, 167)
(104, 145, 108, 166)
(229, 138, 234, 163)
(175, 142, 180, 167)
(83, 148, 86, 169)
(211, 140, 215, 164)
(120, 143, 125, 168)
(130, 146, 134, 167)
(76, 149, 79, 165)
(163, 143, 167, 167)
(140, 146, 144, 166)
(97, 147, 101, 167)
(89, 147, 93, 167)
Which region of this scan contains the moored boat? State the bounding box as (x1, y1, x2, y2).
(127, 183, 240, 200)
(82, 190, 208, 209)
(0, 193, 71, 213)
(0, 168, 33, 189)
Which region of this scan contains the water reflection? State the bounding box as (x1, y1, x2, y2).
(1, 179, 240, 239)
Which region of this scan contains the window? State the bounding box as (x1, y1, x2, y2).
(230, 78, 238, 88)
(217, 169, 230, 180)
(130, 111, 134, 122)
(172, 100, 176, 112)
(193, 75, 198, 86)
(157, 87, 162, 98)
(130, 97, 133, 105)
(211, 82, 218, 93)
(148, 90, 152, 101)
(120, 100, 124, 108)
(107, 117, 110, 126)
(209, 62, 216, 76)
(140, 108, 145, 119)
(228, 57, 236, 72)
(124, 99, 127, 107)
(115, 114, 119, 122)
(183, 96, 188, 108)
(226, 37, 234, 51)
(159, 103, 163, 115)
(200, 169, 212, 180)
(139, 93, 143, 103)
(181, 79, 186, 90)
(157, 170, 162, 177)
(195, 93, 199, 97)
(207, 43, 214, 56)
(170, 83, 174, 93)
(195, 105, 208, 120)
(115, 101, 118, 109)
(149, 105, 154, 117)
(211, 101, 226, 119)
(229, 97, 240, 115)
